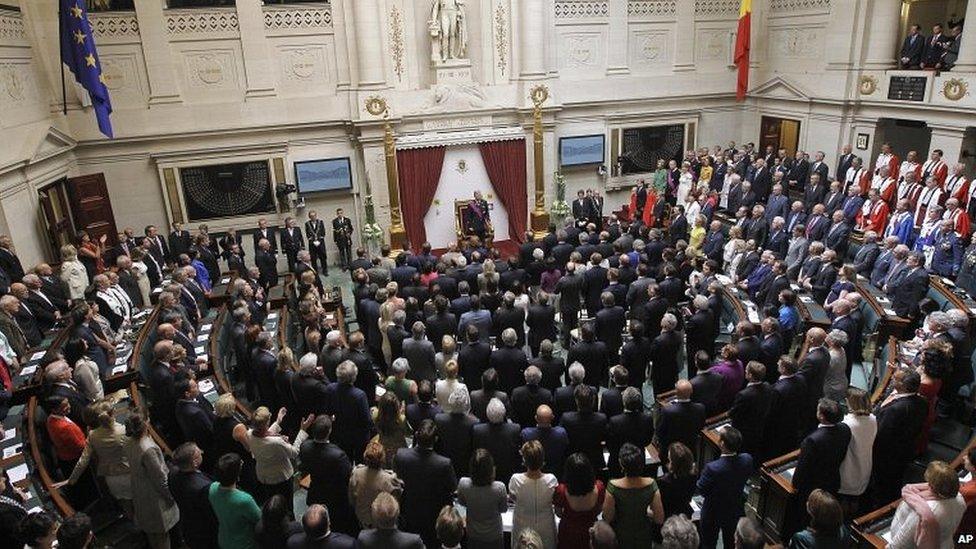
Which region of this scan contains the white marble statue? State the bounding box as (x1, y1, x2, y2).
(429, 0, 468, 63)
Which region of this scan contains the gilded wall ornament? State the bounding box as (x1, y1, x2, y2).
(494, 5, 507, 75)
(388, 6, 405, 82)
(858, 74, 877, 96)
(365, 96, 388, 116)
(942, 78, 969, 101)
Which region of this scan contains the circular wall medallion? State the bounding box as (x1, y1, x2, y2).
(943, 78, 969, 101)
(858, 74, 877, 96)
(288, 49, 316, 79)
(365, 96, 388, 116)
(530, 85, 549, 106)
(194, 54, 224, 85)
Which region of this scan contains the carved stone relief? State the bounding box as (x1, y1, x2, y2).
(183, 50, 238, 89)
(696, 29, 730, 62)
(630, 29, 672, 68)
(769, 27, 822, 59)
(559, 32, 604, 69)
(277, 45, 332, 92)
(0, 62, 39, 110)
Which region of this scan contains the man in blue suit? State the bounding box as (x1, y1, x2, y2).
(702, 220, 726, 267)
(698, 426, 754, 549)
(930, 219, 963, 277)
(765, 184, 789, 222)
(869, 236, 899, 288)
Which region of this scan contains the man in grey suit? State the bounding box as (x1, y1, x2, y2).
(852, 231, 881, 277)
(784, 225, 808, 280)
(402, 321, 436, 383)
(356, 493, 424, 549)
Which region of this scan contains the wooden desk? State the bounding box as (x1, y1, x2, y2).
(869, 337, 901, 405)
(928, 275, 976, 319)
(209, 306, 253, 420)
(791, 286, 832, 331)
(855, 278, 911, 343)
(757, 450, 801, 542)
(11, 324, 72, 403)
(698, 413, 732, 467)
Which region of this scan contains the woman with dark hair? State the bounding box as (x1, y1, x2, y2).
(125, 413, 179, 549)
(554, 453, 605, 548)
(916, 339, 952, 454)
(712, 344, 744, 412)
(372, 391, 411, 466)
(208, 453, 261, 549)
(457, 449, 507, 549)
(658, 442, 697, 519)
(254, 494, 300, 548)
(789, 489, 848, 548)
(778, 289, 800, 344)
(19, 509, 58, 549)
(64, 338, 103, 401)
(76, 230, 106, 281)
(603, 443, 663, 548)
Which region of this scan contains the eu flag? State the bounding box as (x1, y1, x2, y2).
(59, 0, 113, 138)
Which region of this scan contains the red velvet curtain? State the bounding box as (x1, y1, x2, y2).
(396, 146, 446, 250)
(479, 140, 528, 244)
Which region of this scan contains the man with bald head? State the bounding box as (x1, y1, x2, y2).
(657, 379, 706, 455)
(521, 404, 569, 477)
(0, 294, 26, 357)
(797, 327, 829, 429)
(8, 283, 41, 346)
(287, 504, 356, 549)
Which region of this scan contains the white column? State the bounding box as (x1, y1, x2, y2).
(952, 0, 976, 72)
(519, 0, 546, 79)
(606, 0, 628, 75)
(672, 0, 695, 71)
(133, 0, 182, 105)
(929, 126, 966, 166)
(331, 0, 352, 90)
(235, 0, 276, 99)
(862, 0, 901, 69)
(353, 0, 386, 88)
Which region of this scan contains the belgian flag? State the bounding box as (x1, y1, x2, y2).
(734, 0, 751, 101)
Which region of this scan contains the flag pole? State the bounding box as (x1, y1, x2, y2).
(58, 1, 67, 115)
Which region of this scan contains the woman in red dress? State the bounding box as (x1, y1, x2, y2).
(553, 453, 605, 548)
(77, 230, 106, 281)
(915, 339, 952, 455)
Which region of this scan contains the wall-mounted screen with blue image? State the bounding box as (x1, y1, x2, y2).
(559, 134, 606, 167)
(294, 158, 353, 193)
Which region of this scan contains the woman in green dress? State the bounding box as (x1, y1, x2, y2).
(652, 158, 668, 195)
(602, 443, 664, 548)
(372, 391, 412, 467)
(383, 357, 417, 404)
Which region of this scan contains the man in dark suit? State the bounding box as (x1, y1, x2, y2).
(168, 442, 218, 549)
(765, 356, 808, 457)
(472, 400, 522, 485)
(698, 426, 754, 549)
(530, 340, 565, 393)
(765, 218, 789, 260)
(823, 211, 852, 258)
(899, 23, 925, 68)
(434, 388, 478, 476)
(254, 239, 278, 291)
(356, 493, 424, 549)
(786, 152, 810, 192)
(558, 385, 608, 472)
(870, 368, 929, 505)
(757, 261, 790, 309)
(566, 322, 609, 388)
(510, 366, 553, 428)
(489, 328, 528, 395)
(669, 206, 689, 245)
(650, 313, 682, 394)
(424, 296, 457, 353)
(390, 254, 418, 289)
(752, 160, 773, 202)
(685, 296, 715, 375)
(287, 504, 356, 549)
(144, 225, 170, 267)
(758, 318, 785, 382)
(174, 378, 216, 462)
(887, 252, 930, 319)
(619, 321, 651, 390)
(304, 210, 329, 275)
(0, 240, 24, 286)
(807, 251, 839, 305)
(853, 231, 881, 277)
(606, 387, 654, 477)
(279, 217, 304, 273)
(394, 420, 457, 547)
(324, 361, 374, 464)
(332, 208, 354, 271)
(822, 181, 845, 217)
(582, 254, 608, 316)
(572, 190, 593, 226)
(252, 218, 278, 254)
(298, 416, 357, 535)
(690, 352, 724, 416)
(168, 222, 192, 262)
(729, 362, 774, 460)
(734, 321, 761, 367)
(792, 399, 852, 513)
(22, 275, 60, 333)
(525, 292, 556, 358)
(797, 328, 830, 429)
(457, 326, 491, 391)
(657, 379, 706, 453)
(593, 292, 625, 363)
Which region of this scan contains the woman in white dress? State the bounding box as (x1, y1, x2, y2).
(60, 244, 89, 301)
(131, 248, 152, 306)
(435, 360, 468, 408)
(676, 161, 694, 208)
(508, 440, 557, 548)
(684, 192, 702, 228)
(723, 226, 744, 273)
(839, 388, 877, 504)
(887, 461, 966, 548)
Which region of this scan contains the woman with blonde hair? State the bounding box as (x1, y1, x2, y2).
(130, 248, 152, 306)
(378, 289, 397, 367)
(435, 359, 467, 408)
(213, 393, 256, 489)
(478, 259, 499, 290)
(348, 439, 403, 528)
(435, 335, 458, 378)
(384, 357, 418, 404)
(60, 244, 89, 300)
(56, 400, 132, 516)
(372, 392, 411, 466)
(246, 405, 313, 510)
(887, 461, 965, 548)
(839, 388, 877, 507)
(509, 440, 557, 548)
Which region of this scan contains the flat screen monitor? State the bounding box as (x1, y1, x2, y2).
(559, 134, 606, 167)
(294, 158, 353, 194)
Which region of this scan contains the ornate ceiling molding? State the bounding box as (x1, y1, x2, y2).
(396, 126, 525, 150)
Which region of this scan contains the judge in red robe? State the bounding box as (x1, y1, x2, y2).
(945, 167, 970, 204)
(920, 150, 949, 187)
(857, 191, 890, 233)
(944, 198, 971, 239)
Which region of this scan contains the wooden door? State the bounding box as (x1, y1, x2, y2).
(38, 180, 75, 260)
(760, 116, 801, 157)
(67, 173, 118, 247)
